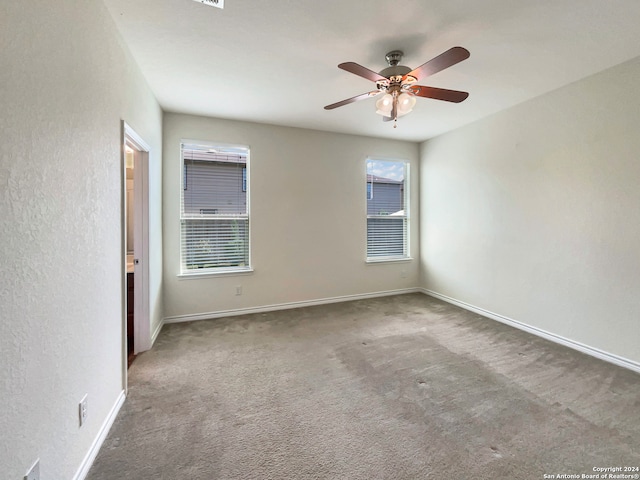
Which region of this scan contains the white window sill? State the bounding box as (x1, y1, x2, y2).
(366, 257, 413, 265)
(178, 268, 254, 280)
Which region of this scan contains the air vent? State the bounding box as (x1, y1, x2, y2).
(192, 0, 224, 9)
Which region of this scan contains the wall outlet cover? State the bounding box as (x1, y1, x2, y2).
(79, 394, 88, 427)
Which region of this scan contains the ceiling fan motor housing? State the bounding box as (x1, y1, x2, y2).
(379, 65, 411, 78)
(379, 51, 412, 81)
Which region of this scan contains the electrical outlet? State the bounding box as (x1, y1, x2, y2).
(24, 459, 39, 480)
(79, 394, 88, 427)
(235, 285, 242, 296)
(401, 270, 407, 278)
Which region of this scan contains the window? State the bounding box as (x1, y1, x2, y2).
(180, 142, 250, 274)
(366, 159, 409, 261)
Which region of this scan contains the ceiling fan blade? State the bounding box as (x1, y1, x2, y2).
(382, 115, 394, 122)
(404, 46, 470, 82)
(409, 85, 469, 103)
(338, 62, 388, 83)
(324, 91, 381, 110)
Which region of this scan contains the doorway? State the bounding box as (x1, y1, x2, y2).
(122, 123, 151, 378)
(125, 145, 135, 365)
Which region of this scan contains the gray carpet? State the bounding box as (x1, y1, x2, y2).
(87, 293, 640, 479)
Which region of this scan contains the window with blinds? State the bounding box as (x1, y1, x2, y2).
(181, 143, 250, 274)
(366, 159, 409, 261)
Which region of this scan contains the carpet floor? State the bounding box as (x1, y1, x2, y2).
(87, 293, 640, 479)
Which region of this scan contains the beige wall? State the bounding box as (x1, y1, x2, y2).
(420, 56, 640, 364)
(163, 113, 419, 319)
(0, 1, 163, 479)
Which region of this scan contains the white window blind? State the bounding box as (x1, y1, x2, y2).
(181, 143, 250, 273)
(366, 159, 409, 260)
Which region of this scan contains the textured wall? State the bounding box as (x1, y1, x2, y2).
(163, 113, 420, 319)
(0, 1, 162, 479)
(420, 56, 640, 364)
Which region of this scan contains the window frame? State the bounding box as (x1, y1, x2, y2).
(178, 140, 252, 277)
(365, 158, 410, 263)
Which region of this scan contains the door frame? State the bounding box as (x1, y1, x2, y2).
(121, 122, 151, 386)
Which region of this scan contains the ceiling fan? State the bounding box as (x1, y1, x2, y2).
(324, 47, 470, 127)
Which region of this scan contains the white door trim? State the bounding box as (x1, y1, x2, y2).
(122, 123, 151, 385)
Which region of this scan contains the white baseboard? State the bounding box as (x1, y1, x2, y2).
(164, 288, 421, 324)
(151, 317, 164, 346)
(421, 288, 640, 375)
(73, 390, 126, 480)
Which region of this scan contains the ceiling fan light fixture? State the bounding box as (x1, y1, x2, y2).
(375, 93, 393, 116)
(397, 92, 416, 117)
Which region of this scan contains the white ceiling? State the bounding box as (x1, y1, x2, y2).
(103, 0, 640, 142)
